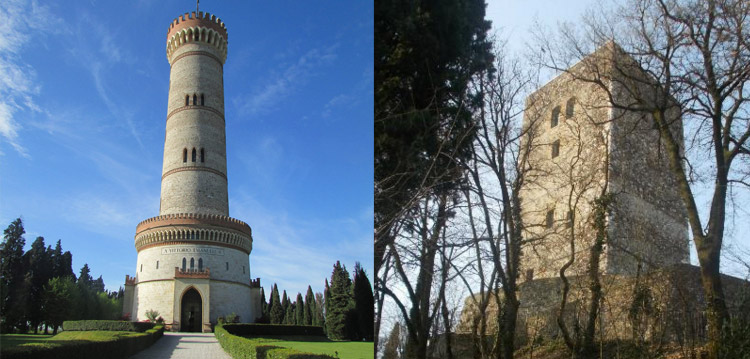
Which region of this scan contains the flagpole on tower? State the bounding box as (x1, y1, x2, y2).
(197, 0, 199, 13)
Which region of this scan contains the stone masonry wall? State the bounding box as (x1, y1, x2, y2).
(160, 40, 228, 216)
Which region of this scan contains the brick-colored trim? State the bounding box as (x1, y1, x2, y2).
(167, 12, 228, 41)
(167, 105, 224, 123)
(162, 166, 227, 181)
(136, 213, 251, 235)
(171, 50, 223, 67)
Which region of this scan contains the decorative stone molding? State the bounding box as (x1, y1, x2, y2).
(161, 165, 228, 181)
(166, 104, 224, 123)
(137, 213, 251, 234)
(170, 50, 224, 68)
(175, 267, 210, 279)
(134, 213, 252, 253)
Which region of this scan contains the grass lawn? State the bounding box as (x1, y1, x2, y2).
(1, 330, 147, 350)
(244, 335, 374, 359)
(51, 330, 147, 341)
(0, 334, 53, 348)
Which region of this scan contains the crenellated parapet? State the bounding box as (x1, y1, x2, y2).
(166, 11, 228, 64)
(250, 277, 261, 288)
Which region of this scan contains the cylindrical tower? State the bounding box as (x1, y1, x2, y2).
(161, 11, 229, 216)
(124, 11, 261, 332)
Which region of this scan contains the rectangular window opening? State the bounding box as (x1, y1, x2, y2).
(551, 140, 560, 158)
(546, 210, 554, 229)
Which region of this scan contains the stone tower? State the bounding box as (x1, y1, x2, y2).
(519, 42, 690, 281)
(122, 11, 261, 332)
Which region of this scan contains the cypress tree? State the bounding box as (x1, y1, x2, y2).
(315, 292, 325, 329)
(281, 290, 289, 323)
(326, 261, 353, 340)
(353, 262, 374, 341)
(295, 293, 304, 325)
(24, 236, 53, 333)
(260, 287, 267, 314)
(269, 283, 283, 324)
(284, 304, 295, 324)
(304, 286, 314, 325)
(1, 218, 27, 331)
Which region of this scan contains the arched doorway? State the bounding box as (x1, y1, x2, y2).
(180, 288, 202, 332)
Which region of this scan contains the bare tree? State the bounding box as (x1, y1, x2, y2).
(532, 1, 750, 356)
(451, 42, 537, 359)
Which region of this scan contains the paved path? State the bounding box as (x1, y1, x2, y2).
(130, 332, 231, 359)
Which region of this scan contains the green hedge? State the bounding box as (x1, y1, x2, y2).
(223, 323, 326, 337)
(63, 320, 155, 332)
(2, 325, 164, 359)
(215, 325, 333, 359)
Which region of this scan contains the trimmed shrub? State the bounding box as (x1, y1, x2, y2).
(223, 323, 326, 337)
(2, 325, 164, 359)
(215, 325, 333, 359)
(63, 320, 155, 332)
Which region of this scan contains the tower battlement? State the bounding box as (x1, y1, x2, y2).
(166, 11, 228, 64)
(167, 11, 227, 40)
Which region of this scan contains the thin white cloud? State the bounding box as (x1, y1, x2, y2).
(230, 193, 372, 296)
(235, 44, 338, 116)
(0, 0, 60, 157)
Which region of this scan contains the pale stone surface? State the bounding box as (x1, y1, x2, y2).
(125, 13, 258, 330)
(129, 332, 230, 359)
(518, 42, 689, 281)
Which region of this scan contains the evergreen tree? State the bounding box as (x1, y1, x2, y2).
(75, 264, 96, 319)
(78, 264, 93, 289)
(43, 276, 78, 334)
(60, 250, 75, 280)
(295, 293, 304, 325)
(0, 218, 27, 331)
(383, 323, 403, 359)
(284, 304, 295, 325)
(260, 287, 267, 317)
(281, 290, 289, 323)
(326, 261, 354, 340)
(315, 292, 325, 328)
(93, 275, 106, 292)
(353, 262, 374, 341)
(24, 236, 53, 333)
(269, 283, 283, 324)
(304, 286, 314, 325)
(50, 240, 63, 278)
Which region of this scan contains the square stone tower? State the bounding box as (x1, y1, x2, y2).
(519, 42, 690, 281)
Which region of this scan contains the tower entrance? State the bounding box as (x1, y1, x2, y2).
(180, 288, 202, 332)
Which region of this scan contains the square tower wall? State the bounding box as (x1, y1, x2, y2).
(519, 42, 689, 281)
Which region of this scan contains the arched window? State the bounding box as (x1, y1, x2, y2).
(193, 94, 197, 105)
(200, 148, 205, 162)
(551, 106, 561, 128)
(201, 94, 205, 106)
(185, 95, 189, 106)
(190, 258, 195, 270)
(192, 148, 197, 162)
(183, 148, 188, 163)
(182, 258, 186, 271)
(566, 97, 576, 118)
(198, 258, 203, 271)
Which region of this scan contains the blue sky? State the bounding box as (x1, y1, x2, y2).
(0, 0, 373, 298)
